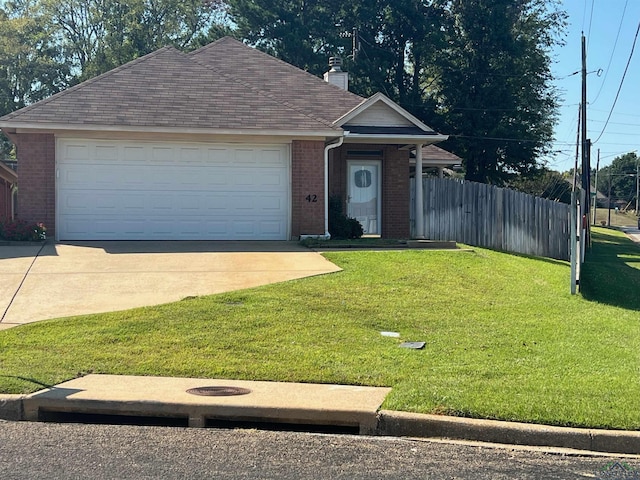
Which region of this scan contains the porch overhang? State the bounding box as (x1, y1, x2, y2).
(342, 128, 449, 145)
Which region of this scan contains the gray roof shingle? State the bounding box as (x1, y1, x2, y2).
(1, 38, 365, 133)
(189, 37, 366, 125)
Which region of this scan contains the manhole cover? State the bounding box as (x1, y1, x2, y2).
(186, 386, 252, 397)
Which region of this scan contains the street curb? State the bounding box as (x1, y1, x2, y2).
(376, 410, 640, 455)
(4, 392, 640, 454)
(0, 395, 25, 421)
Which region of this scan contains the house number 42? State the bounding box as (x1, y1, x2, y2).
(305, 194, 318, 203)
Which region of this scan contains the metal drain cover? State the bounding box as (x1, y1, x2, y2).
(186, 386, 252, 397)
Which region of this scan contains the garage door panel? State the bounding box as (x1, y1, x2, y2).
(123, 146, 148, 162)
(95, 145, 119, 161)
(63, 144, 90, 161)
(57, 140, 290, 240)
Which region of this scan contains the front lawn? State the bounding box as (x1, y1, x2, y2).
(1, 227, 639, 430)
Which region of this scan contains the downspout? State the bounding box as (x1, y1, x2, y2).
(10, 183, 17, 220)
(324, 136, 345, 239)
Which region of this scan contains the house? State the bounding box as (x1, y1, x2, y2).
(0, 161, 17, 220)
(0, 37, 447, 241)
(412, 145, 462, 178)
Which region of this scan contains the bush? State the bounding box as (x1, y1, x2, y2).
(328, 196, 364, 239)
(0, 218, 47, 241)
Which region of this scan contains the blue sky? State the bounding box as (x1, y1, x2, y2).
(549, 0, 640, 172)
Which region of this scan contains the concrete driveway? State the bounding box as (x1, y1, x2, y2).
(0, 241, 341, 330)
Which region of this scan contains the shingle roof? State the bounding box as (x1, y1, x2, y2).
(189, 37, 365, 125)
(421, 145, 462, 163)
(0, 38, 366, 133)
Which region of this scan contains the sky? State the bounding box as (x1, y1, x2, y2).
(548, 0, 640, 172)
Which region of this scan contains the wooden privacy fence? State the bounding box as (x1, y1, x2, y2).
(410, 178, 571, 261)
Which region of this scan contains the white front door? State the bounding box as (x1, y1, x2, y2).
(347, 160, 381, 235)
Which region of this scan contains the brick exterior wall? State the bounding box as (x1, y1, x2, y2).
(291, 140, 325, 238)
(0, 177, 14, 219)
(381, 146, 410, 239)
(329, 144, 410, 239)
(13, 133, 56, 236)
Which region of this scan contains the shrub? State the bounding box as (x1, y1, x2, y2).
(328, 196, 364, 240)
(0, 218, 47, 241)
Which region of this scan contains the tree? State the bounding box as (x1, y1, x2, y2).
(225, 0, 447, 102)
(428, 0, 565, 184)
(598, 152, 638, 208)
(38, 0, 221, 79)
(225, 0, 343, 75)
(507, 168, 571, 204)
(0, 1, 69, 156)
(225, 0, 565, 186)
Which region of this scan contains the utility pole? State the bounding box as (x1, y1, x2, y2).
(592, 149, 599, 225)
(352, 27, 359, 61)
(608, 169, 612, 227)
(581, 35, 590, 237)
(636, 158, 640, 217)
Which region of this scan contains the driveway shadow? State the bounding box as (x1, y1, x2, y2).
(57, 241, 310, 254)
(580, 230, 640, 311)
(0, 242, 57, 260)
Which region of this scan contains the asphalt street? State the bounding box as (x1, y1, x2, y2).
(1, 421, 638, 479)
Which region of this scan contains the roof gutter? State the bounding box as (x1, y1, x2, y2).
(323, 136, 344, 239)
(342, 133, 449, 144)
(0, 122, 342, 139)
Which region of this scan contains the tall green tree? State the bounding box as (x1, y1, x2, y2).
(225, 0, 447, 115)
(38, 0, 221, 79)
(226, 0, 565, 185)
(0, 1, 69, 156)
(432, 0, 565, 184)
(225, 0, 342, 75)
(598, 152, 639, 208)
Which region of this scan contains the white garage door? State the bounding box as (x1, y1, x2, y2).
(57, 139, 290, 240)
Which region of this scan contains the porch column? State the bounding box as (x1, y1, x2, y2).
(438, 166, 444, 178)
(415, 144, 425, 239)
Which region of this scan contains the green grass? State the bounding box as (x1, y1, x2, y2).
(1, 227, 639, 430)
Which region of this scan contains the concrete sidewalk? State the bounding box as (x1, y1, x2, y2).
(622, 226, 640, 243)
(0, 241, 341, 329)
(2, 374, 640, 455)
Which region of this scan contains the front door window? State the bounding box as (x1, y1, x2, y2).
(347, 161, 381, 235)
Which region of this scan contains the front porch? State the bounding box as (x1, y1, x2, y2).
(328, 144, 411, 239)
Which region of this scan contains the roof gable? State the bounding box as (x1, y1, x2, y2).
(335, 93, 434, 132)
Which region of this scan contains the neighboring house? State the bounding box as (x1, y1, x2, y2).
(412, 145, 462, 178)
(0, 161, 17, 220)
(0, 37, 447, 241)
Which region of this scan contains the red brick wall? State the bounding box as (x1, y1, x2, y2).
(328, 144, 410, 239)
(381, 146, 410, 239)
(291, 140, 325, 238)
(328, 147, 347, 209)
(14, 133, 56, 236)
(0, 178, 14, 219)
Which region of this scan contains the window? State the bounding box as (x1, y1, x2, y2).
(354, 169, 372, 188)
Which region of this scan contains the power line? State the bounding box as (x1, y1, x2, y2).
(590, 0, 629, 105)
(588, 119, 640, 127)
(451, 134, 575, 145)
(593, 20, 640, 144)
(589, 108, 640, 118)
(587, 0, 596, 47)
(587, 131, 640, 137)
